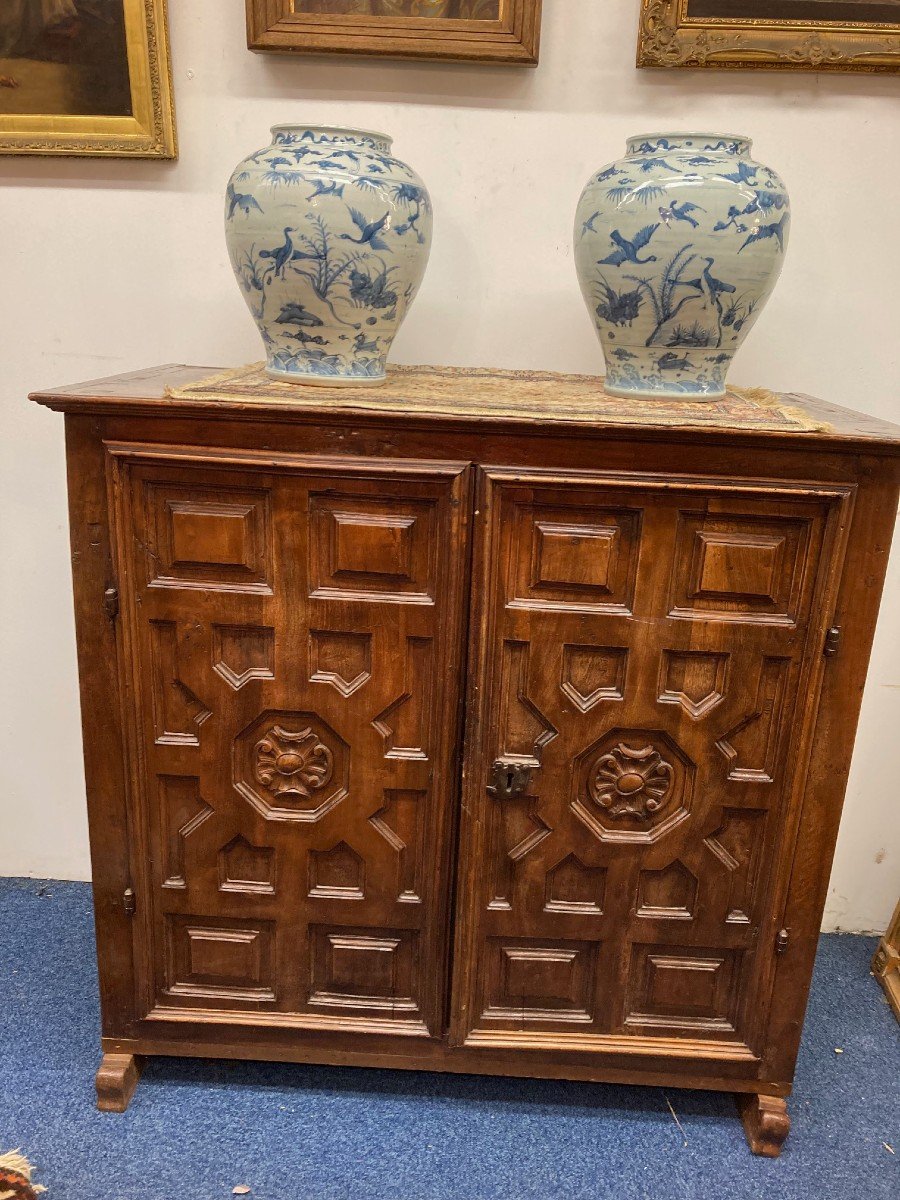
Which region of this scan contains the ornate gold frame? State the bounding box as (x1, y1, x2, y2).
(0, 0, 176, 157)
(246, 1, 542, 65)
(637, 0, 900, 72)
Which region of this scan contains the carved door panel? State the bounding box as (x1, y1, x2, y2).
(452, 467, 852, 1061)
(110, 445, 470, 1039)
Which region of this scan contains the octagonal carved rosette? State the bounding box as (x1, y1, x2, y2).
(234, 710, 348, 822)
(573, 729, 694, 844)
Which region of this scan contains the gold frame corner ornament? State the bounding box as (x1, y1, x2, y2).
(0, 0, 177, 158)
(637, 0, 900, 72)
(245, 0, 542, 65)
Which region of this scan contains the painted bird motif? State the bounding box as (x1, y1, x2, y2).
(341, 208, 391, 250)
(308, 179, 345, 200)
(226, 182, 262, 219)
(658, 200, 705, 229)
(581, 211, 602, 235)
(720, 160, 759, 185)
(635, 157, 680, 174)
(739, 213, 789, 254)
(258, 228, 296, 277)
(598, 224, 660, 267)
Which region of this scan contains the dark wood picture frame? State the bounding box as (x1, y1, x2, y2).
(638, 0, 900, 72)
(245, 1, 542, 65)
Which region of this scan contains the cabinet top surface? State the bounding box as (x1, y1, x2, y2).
(29, 362, 900, 454)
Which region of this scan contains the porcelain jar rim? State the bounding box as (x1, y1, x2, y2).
(269, 123, 394, 151)
(625, 131, 753, 155)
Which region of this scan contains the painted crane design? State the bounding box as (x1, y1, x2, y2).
(340, 208, 391, 250)
(658, 200, 705, 229)
(599, 224, 660, 267)
(258, 228, 296, 277)
(739, 213, 789, 254)
(226, 182, 262, 219)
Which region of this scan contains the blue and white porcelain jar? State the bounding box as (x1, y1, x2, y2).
(225, 124, 433, 385)
(574, 133, 790, 399)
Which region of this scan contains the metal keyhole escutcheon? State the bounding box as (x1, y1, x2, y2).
(487, 758, 533, 800)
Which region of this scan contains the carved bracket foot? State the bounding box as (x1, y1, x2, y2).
(96, 1052, 144, 1113)
(736, 1093, 790, 1157)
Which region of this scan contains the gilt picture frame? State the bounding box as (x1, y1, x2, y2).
(0, 0, 176, 157)
(637, 0, 900, 72)
(246, 1, 542, 66)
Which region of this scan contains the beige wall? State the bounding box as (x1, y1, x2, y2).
(1, 0, 898, 931)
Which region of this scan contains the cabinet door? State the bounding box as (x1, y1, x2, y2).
(109, 445, 470, 1039)
(452, 467, 852, 1064)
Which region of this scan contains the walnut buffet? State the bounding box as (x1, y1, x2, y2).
(32, 364, 900, 1157)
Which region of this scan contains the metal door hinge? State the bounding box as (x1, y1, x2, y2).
(123, 887, 136, 917)
(824, 626, 841, 658)
(776, 928, 789, 955)
(104, 586, 120, 621)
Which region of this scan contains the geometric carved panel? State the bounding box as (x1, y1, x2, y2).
(637, 860, 698, 920)
(310, 629, 372, 697)
(482, 937, 598, 1024)
(704, 808, 767, 923)
(544, 854, 606, 914)
(498, 640, 557, 764)
(509, 504, 641, 613)
(626, 944, 739, 1031)
(234, 710, 349, 823)
(309, 493, 437, 604)
(574, 728, 694, 844)
(716, 658, 789, 783)
(658, 650, 728, 719)
(561, 644, 628, 712)
(217, 835, 276, 895)
(308, 840, 365, 900)
(670, 512, 812, 624)
(369, 790, 425, 903)
(308, 926, 420, 1017)
(165, 915, 276, 1003)
(158, 775, 213, 888)
(212, 624, 275, 690)
(145, 484, 273, 593)
(149, 621, 212, 745)
(372, 637, 434, 761)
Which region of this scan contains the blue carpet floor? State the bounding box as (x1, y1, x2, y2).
(1, 878, 897, 1199)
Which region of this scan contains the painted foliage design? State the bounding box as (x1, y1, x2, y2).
(225, 127, 432, 381)
(574, 135, 790, 397)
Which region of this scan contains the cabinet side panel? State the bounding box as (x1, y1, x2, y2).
(763, 464, 900, 1082)
(64, 414, 137, 1035)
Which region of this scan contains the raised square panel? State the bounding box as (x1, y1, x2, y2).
(536, 522, 616, 590)
(310, 493, 437, 603)
(670, 512, 812, 624)
(696, 533, 783, 603)
(308, 926, 419, 1015)
(143, 483, 273, 594)
(481, 937, 598, 1023)
(508, 503, 641, 613)
(165, 915, 276, 1003)
(626, 944, 740, 1032)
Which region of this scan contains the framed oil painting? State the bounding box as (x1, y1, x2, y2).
(638, 0, 900, 71)
(246, 1, 543, 65)
(0, 0, 176, 157)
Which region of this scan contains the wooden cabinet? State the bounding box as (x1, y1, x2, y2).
(32, 365, 900, 1156)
